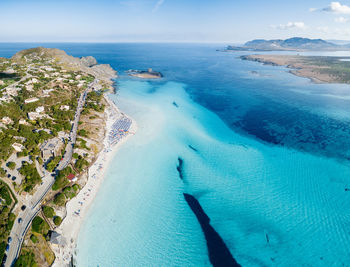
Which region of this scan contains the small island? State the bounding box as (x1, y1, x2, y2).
(126, 68, 162, 79)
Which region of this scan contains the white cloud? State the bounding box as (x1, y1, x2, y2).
(272, 22, 306, 30)
(317, 26, 330, 33)
(335, 16, 349, 22)
(152, 0, 165, 13)
(309, 7, 317, 12)
(323, 2, 350, 14)
(316, 26, 350, 36)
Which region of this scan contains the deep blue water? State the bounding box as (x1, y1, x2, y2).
(2, 43, 350, 160)
(2, 43, 350, 266)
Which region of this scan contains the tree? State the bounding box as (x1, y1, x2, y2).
(0, 186, 12, 205)
(63, 186, 76, 199)
(53, 216, 62, 226)
(7, 161, 16, 170)
(78, 129, 88, 137)
(19, 162, 41, 192)
(74, 157, 88, 172)
(30, 234, 38, 244)
(46, 156, 60, 172)
(14, 249, 37, 267)
(52, 167, 72, 191)
(0, 168, 6, 177)
(42, 206, 55, 218)
(31, 216, 49, 236)
(53, 193, 66, 206)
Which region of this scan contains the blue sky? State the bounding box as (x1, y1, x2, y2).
(1, 0, 350, 43)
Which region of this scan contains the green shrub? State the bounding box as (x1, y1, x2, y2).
(37, 157, 43, 165)
(46, 156, 60, 172)
(0, 186, 12, 205)
(30, 234, 38, 244)
(31, 216, 49, 236)
(53, 216, 62, 226)
(63, 186, 76, 199)
(72, 184, 80, 192)
(74, 157, 88, 172)
(19, 162, 41, 192)
(78, 129, 88, 137)
(52, 167, 72, 191)
(7, 213, 15, 230)
(53, 193, 66, 206)
(14, 249, 37, 267)
(7, 161, 16, 170)
(0, 242, 6, 264)
(42, 206, 55, 218)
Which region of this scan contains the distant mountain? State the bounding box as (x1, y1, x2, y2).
(227, 37, 349, 51)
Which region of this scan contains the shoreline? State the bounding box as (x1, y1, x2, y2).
(241, 54, 350, 84)
(51, 94, 137, 267)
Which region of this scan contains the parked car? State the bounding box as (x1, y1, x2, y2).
(11, 176, 16, 181)
(2, 255, 7, 264)
(18, 218, 22, 223)
(7, 237, 12, 243)
(21, 205, 26, 211)
(5, 244, 9, 251)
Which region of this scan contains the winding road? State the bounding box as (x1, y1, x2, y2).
(4, 80, 97, 267)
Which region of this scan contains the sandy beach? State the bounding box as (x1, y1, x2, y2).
(51, 96, 137, 267)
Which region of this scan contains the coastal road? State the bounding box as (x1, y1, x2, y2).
(4, 80, 96, 267)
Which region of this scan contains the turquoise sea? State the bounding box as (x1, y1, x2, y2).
(1, 44, 350, 266)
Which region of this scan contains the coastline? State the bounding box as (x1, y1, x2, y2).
(241, 54, 350, 84)
(51, 94, 137, 267)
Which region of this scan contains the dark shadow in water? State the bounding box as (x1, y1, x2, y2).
(176, 157, 184, 180)
(188, 145, 198, 152)
(183, 193, 241, 267)
(173, 101, 179, 108)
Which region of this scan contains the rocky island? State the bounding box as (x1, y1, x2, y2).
(126, 68, 162, 79)
(0, 47, 135, 267)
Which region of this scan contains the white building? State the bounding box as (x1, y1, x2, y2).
(6, 87, 19, 96)
(12, 143, 24, 152)
(19, 119, 29, 125)
(42, 89, 54, 97)
(44, 67, 55, 72)
(0, 95, 12, 103)
(35, 106, 44, 113)
(26, 85, 34, 91)
(24, 97, 39, 104)
(60, 105, 70, 111)
(27, 112, 42, 121)
(2, 117, 13, 125)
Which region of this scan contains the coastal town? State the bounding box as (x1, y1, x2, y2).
(0, 47, 133, 266)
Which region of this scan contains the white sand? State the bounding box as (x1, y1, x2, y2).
(52, 96, 137, 267)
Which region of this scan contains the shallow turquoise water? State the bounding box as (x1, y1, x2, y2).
(1, 43, 350, 266)
(76, 80, 350, 266)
